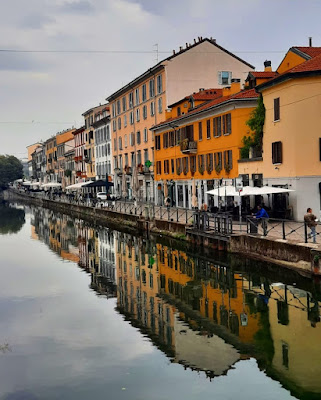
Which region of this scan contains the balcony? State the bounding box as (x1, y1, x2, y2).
(124, 165, 132, 175)
(137, 164, 150, 174)
(180, 138, 197, 154)
(74, 155, 83, 162)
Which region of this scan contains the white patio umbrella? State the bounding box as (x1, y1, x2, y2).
(65, 181, 90, 190)
(122, 174, 128, 198)
(42, 182, 62, 188)
(255, 186, 294, 195)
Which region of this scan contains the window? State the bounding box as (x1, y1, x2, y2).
(198, 122, 203, 141)
(135, 88, 139, 105)
(213, 116, 222, 137)
(272, 141, 282, 164)
(137, 150, 141, 165)
(107, 125, 110, 140)
(164, 159, 169, 174)
(158, 97, 163, 113)
(157, 74, 163, 94)
(114, 138, 117, 151)
(125, 153, 129, 166)
(149, 79, 155, 98)
(144, 149, 149, 163)
(118, 117, 121, 130)
(190, 156, 196, 174)
(150, 101, 155, 116)
(122, 96, 127, 112)
(136, 108, 140, 122)
(130, 132, 135, 146)
(177, 107, 181, 117)
(182, 157, 189, 174)
(155, 135, 161, 150)
(214, 152, 222, 169)
(124, 134, 128, 148)
(274, 97, 280, 121)
(206, 120, 211, 139)
(206, 153, 214, 173)
(112, 120, 116, 132)
(219, 71, 232, 85)
(222, 113, 231, 135)
(112, 103, 116, 117)
(175, 129, 181, 145)
(129, 92, 134, 108)
(198, 154, 205, 172)
(143, 105, 147, 119)
(224, 150, 233, 169)
(171, 159, 174, 173)
(156, 160, 161, 174)
(142, 84, 147, 102)
(117, 100, 121, 115)
(136, 131, 141, 145)
(144, 128, 148, 142)
(118, 137, 123, 150)
(124, 114, 127, 127)
(163, 132, 169, 149)
(130, 111, 134, 125)
(176, 158, 182, 175)
(169, 131, 175, 147)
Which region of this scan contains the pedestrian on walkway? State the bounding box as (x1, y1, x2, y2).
(255, 205, 269, 235)
(304, 208, 318, 243)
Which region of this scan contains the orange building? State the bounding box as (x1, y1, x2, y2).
(107, 37, 254, 202)
(151, 83, 258, 208)
(56, 128, 75, 188)
(45, 136, 57, 183)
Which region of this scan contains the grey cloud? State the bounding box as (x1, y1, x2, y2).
(59, 0, 95, 14)
(20, 14, 54, 29)
(0, 52, 48, 72)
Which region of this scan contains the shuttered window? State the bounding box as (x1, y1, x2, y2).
(272, 141, 282, 164)
(274, 98, 280, 121)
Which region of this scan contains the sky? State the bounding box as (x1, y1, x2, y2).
(1, 0, 321, 158)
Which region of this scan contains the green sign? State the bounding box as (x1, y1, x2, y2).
(149, 256, 155, 265)
(145, 160, 152, 168)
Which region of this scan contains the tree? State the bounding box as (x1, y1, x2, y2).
(240, 94, 265, 159)
(0, 155, 23, 189)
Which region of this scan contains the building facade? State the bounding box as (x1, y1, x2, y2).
(152, 83, 258, 209)
(239, 45, 321, 220)
(107, 37, 254, 202)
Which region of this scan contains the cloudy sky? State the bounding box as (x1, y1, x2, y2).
(1, 0, 320, 158)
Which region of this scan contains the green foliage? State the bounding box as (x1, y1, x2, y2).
(0, 155, 23, 189)
(241, 94, 265, 159)
(65, 169, 72, 178)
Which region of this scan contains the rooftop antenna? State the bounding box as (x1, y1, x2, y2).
(154, 43, 159, 63)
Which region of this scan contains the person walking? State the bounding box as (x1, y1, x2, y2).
(255, 205, 269, 235)
(304, 208, 318, 243)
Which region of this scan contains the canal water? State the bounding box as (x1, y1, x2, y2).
(0, 201, 320, 400)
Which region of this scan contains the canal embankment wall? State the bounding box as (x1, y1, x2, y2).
(5, 189, 321, 277)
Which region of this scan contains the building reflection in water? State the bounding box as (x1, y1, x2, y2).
(28, 205, 321, 397)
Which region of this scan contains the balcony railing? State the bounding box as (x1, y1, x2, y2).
(180, 138, 197, 154)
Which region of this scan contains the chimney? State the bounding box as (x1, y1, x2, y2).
(173, 49, 175, 55)
(179, 46, 183, 51)
(264, 60, 272, 72)
(223, 79, 241, 96)
(199, 88, 205, 92)
(194, 38, 196, 44)
(309, 36, 312, 47)
(186, 42, 188, 48)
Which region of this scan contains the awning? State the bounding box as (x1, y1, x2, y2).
(65, 181, 90, 190)
(85, 179, 114, 188)
(206, 185, 294, 197)
(42, 182, 62, 188)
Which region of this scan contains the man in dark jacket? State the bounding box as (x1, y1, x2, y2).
(304, 208, 317, 243)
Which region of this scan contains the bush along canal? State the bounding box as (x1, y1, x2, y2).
(0, 200, 320, 399)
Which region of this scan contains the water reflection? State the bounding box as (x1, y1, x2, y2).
(18, 204, 321, 398)
(0, 201, 25, 235)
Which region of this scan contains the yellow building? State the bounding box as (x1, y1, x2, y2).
(152, 83, 258, 208)
(56, 128, 75, 188)
(107, 37, 254, 201)
(45, 136, 57, 183)
(239, 45, 321, 220)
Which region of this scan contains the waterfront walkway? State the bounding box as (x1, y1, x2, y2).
(11, 189, 321, 247)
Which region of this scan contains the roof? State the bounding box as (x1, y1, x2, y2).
(257, 51, 321, 91)
(73, 125, 85, 135)
(168, 88, 223, 108)
(106, 38, 255, 101)
(152, 88, 259, 130)
(247, 71, 279, 79)
(292, 46, 321, 59)
(82, 103, 108, 117)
